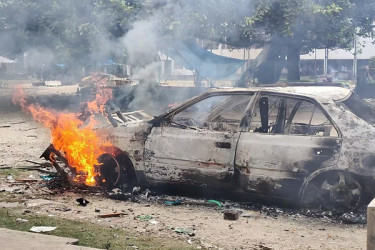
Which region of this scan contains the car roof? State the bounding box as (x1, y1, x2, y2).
(207, 86, 352, 103)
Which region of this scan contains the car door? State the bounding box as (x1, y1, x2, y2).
(144, 93, 254, 187)
(235, 93, 342, 197)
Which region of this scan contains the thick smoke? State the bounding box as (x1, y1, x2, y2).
(116, 0, 255, 113)
(0, 1, 255, 112)
(5, 1, 373, 113)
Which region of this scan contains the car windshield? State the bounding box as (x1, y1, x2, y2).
(339, 93, 375, 125)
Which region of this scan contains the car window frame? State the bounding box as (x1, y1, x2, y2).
(159, 92, 256, 132)
(242, 91, 342, 138)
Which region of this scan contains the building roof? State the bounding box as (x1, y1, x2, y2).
(207, 86, 352, 103)
(0, 56, 15, 63)
(301, 37, 375, 60)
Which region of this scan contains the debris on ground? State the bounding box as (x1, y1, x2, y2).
(136, 214, 153, 221)
(76, 198, 90, 206)
(40, 174, 56, 181)
(172, 227, 196, 237)
(162, 198, 222, 207)
(149, 219, 159, 225)
(164, 199, 182, 205)
(6, 175, 14, 182)
(16, 218, 29, 223)
(30, 226, 57, 233)
(339, 212, 367, 224)
(14, 179, 38, 183)
(98, 212, 124, 218)
(223, 209, 241, 220)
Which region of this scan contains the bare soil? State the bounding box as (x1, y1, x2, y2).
(0, 83, 367, 250)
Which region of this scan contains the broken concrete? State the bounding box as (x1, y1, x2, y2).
(0, 228, 98, 250)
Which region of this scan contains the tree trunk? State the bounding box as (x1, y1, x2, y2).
(287, 46, 300, 82)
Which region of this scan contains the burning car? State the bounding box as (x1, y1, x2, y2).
(41, 86, 375, 211)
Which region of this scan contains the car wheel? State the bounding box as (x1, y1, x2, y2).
(116, 153, 138, 187)
(96, 153, 121, 189)
(301, 171, 362, 211)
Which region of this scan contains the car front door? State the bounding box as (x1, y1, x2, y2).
(144, 93, 254, 187)
(235, 93, 342, 198)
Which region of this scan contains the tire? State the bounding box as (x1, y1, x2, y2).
(96, 153, 121, 189)
(116, 154, 138, 187)
(301, 171, 362, 211)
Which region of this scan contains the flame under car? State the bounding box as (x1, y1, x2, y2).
(65, 87, 375, 211)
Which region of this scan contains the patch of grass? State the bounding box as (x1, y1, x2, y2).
(0, 168, 24, 178)
(0, 208, 194, 250)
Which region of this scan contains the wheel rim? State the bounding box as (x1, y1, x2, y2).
(95, 153, 121, 189)
(303, 172, 362, 211)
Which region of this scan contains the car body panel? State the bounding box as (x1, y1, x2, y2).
(144, 127, 237, 187)
(95, 86, 375, 204)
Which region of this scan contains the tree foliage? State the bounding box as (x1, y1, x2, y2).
(0, 0, 139, 64)
(0, 0, 374, 80)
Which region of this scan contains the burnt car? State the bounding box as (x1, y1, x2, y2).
(99, 86, 375, 211)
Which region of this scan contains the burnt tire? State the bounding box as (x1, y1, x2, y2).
(96, 153, 121, 189)
(116, 154, 138, 187)
(301, 171, 362, 211)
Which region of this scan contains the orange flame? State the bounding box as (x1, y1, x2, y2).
(12, 86, 115, 186)
(86, 88, 113, 114)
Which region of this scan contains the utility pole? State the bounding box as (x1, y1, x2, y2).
(324, 48, 328, 76)
(353, 35, 358, 80)
(314, 49, 317, 83)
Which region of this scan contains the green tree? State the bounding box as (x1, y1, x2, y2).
(158, 0, 375, 83)
(0, 0, 139, 70)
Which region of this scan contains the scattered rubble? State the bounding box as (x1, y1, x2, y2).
(76, 198, 90, 206)
(16, 218, 29, 223)
(223, 209, 241, 220)
(98, 212, 124, 218)
(30, 226, 57, 233)
(172, 227, 195, 237)
(136, 214, 153, 221)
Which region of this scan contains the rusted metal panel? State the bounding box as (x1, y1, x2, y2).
(144, 126, 236, 186)
(235, 133, 341, 192)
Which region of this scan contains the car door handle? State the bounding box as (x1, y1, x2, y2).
(314, 148, 334, 157)
(214, 142, 231, 149)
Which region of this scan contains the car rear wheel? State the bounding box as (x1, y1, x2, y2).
(301, 171, 362, 211)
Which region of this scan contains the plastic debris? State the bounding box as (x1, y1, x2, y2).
(173, 227, 195, 236)
(164, 199, 182, 205)
(30, 226, 57, 233)
(149, 219, 159, 225)
(16, 218, 29, 222)
(207, 200, 222, 207)
(40, 174, 56, 181)
(136, 214, 153, 221)
(6, 175, 14, 182)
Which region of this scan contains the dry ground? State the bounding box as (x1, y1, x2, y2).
(0, 82, 367, 249)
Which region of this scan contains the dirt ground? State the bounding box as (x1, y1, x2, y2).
(0, 83, 367, 250)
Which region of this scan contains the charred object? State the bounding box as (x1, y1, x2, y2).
(40, 144, 130, 189)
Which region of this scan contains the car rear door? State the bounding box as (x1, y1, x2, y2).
(235, 93, 342, 197)
(144, 93, 254, 187)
